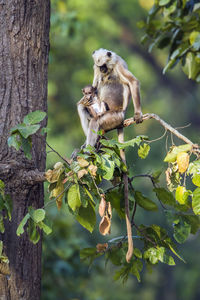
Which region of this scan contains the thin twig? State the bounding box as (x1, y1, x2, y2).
(132, 221, 156, 246)
(43, 184, 70, 209)
(46, 141, 70, 167)
(148, 129, 167, 144)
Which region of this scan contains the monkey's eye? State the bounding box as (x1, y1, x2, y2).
(107, 51, 112, 57)
(92, 50, 96, 55)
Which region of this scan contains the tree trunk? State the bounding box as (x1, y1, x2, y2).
(0, 1, 50, 299)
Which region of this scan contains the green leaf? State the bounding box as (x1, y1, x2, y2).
(118, 136, 147, 149)
(188, 160, 200, 176)
(38, 221, 52, 235)
(133, 248, 142, 259)
(184, 215, 200, 234)
(76, 201, 96, 233)
(29, 208, 46, 223)
(21, 136, 32, 160)
(144, 247, 175, 266)
(0, 214, 5, 233)
(67, 184, 81, 212)
(192, 187, 200, 215)
(135, 191, 158, 211)
(138, 143, 150, 159)
(131, 259, 143, 282)
(101, 155, 115, 180)
(175, 186, 190, 205)
(154, 187, 176, 206)
(23, 110, 46, 125)
(159, 0, 170, 5)
(157, 247, 175, 266)
(16, 213, 30, 236)
(144, 247, 159, 264)
(0, 180, 5, 191)
(182, 52, 200, 80)
(113, 265, 130, 284)
(27, 219, 40, 244)
(7, 134, 21, 150)
(106, 189, 125, 219)
(106, 246, 125, 266)
(173, 221, 191, 243)
(4, 195, 12, 221)
(192, 175, 200, 187)
(11, 123, 40, 139)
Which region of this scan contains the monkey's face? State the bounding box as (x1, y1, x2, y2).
(92, 48, 116, 73)
(82, 86, 96, 101)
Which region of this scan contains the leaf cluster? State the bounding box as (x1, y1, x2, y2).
(142, 0, 200, 81)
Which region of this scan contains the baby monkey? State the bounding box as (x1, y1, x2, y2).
(77, 85, 108, 137)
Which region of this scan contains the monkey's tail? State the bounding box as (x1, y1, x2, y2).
(117, 128, 133, 263)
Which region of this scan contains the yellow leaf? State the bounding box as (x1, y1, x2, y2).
(45, 162, 64, 183)
(99, 215, 111, 235)
(54, 162, 64, 169)
(77, 169, 88, 179)
(96, 243, 108, 253)
(77, 156, 89, 168)
(99, 194, 106, 217)
(177, 152, 189, 173)
(88, 164, 97, 177)
(51, 182, 64, 210)
(107, 202, 112, 218)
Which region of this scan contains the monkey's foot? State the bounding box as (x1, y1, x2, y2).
(134, 112, 143, 124)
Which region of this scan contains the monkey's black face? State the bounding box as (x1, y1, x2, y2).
(99, 64, 108, 74)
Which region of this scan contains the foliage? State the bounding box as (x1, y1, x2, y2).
(142, 0, 200, 81)
(8, 110, 46, 159)
(0, 180, 12, 264)
(7, 116, 200, 283)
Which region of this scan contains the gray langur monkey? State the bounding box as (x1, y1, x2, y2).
(77, 49, 143, 263)
(77, 48, 143, 147)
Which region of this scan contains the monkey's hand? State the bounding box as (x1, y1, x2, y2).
(134, 112, 143, 124)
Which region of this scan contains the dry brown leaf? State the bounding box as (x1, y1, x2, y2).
(96, 243, 108, 253)
(177, 152, 189, 173)
(165, 167, 172, 186)
(99, 215, 111, 235)
(77, 156, 89, 168)
(88, 164, 97, 177)
(77, 169, 88, 179)
(99, 194, 106, 217)
(45, 162, 64, 183)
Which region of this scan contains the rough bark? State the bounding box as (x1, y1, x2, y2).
(0, 1, 50, 299)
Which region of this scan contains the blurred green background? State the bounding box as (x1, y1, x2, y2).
(42, 0, 200, 299)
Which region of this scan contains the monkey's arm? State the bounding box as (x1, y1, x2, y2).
(77, 100, 91, 136)
(92, 65, 100, 88)
(116, 63, 143, 123)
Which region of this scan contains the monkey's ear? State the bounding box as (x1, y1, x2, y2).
(92, 50, 96, 55)
(107, 51, 112, 57)
(81, 88, 84, 93)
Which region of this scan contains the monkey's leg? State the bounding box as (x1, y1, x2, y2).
(77, 104, 90, 137)
(86, 118, 99, 146)
(117, 128, 133, 263)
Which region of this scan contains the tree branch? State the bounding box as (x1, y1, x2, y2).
(123, 113, 200, 156)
